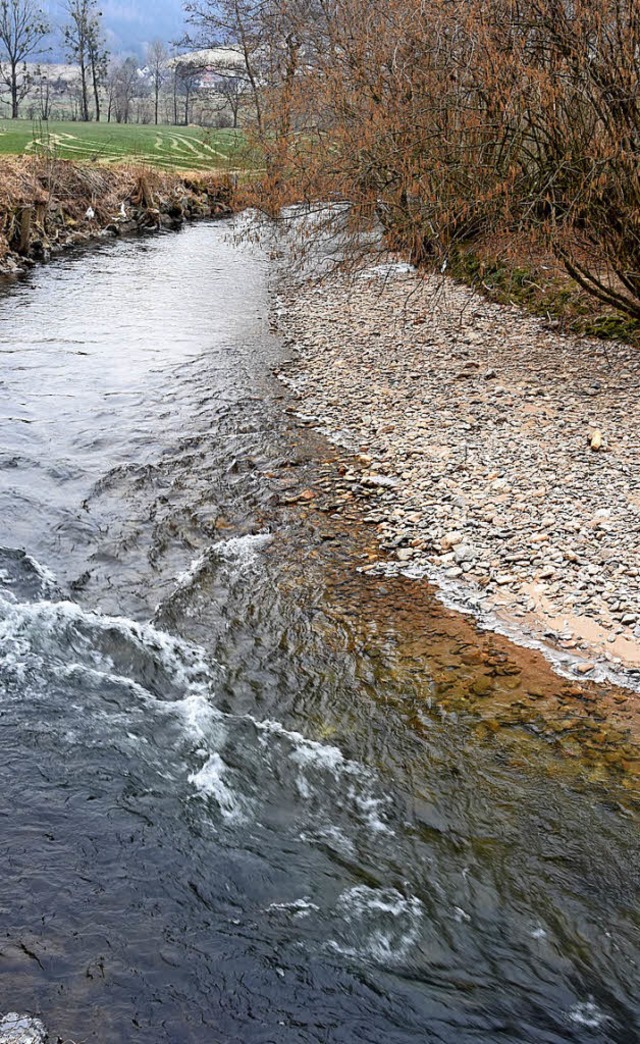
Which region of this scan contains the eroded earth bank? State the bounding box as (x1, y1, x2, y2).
(0, 158, 234, 274)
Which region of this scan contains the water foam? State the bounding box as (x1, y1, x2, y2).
(0, 587, 241, 812)
(268, 898, 320, 918)
(299, 825, 358, 858)
(184, 711, 393, 836)
(188, 752, 249, 822)
(0, 548, 59, 602)
(0, 594, 214, 703)
(164, 532, 273, 608)
(172, 550, 211, 592)
(329, 885, 424, 965)
(0, 563, 391, 840)
(177, 692, 224, 741)
(213, 532, 273, 562)
(255, 718, 357, 772)
(175, 533, 272, 585)
(0, 1013, 48, 1044)
(24, 556, 57, 595)
(568, 999, 608, 1029)
(255, 717, 392, 832)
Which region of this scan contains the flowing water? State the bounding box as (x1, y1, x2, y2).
(0, 223, 639, 1044)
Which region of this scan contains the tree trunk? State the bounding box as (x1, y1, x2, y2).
(80, 62, 89, 121)
(92, 65, 100, 122)
(11, 63, 18, 119)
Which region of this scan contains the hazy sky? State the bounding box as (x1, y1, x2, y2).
(101, 0, 186, 51)
(45, 0, 187, 57)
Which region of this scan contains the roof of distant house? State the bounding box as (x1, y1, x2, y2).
(170, 48, 246, 72)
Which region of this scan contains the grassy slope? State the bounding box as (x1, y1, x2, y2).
(0, 120, 249, 171)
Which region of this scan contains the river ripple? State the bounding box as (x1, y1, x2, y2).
(0, 223, 638, 1043)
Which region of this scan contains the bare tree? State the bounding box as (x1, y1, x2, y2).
(174, 58, 201, 126)
(146, 38, 168, 125)
(87, 14, 107, 120)
(64, 0, 107, 121)
(184, 0, 267, 131)
(31, 63, 56, 119)
(0, 0, 48, 118)
(105, 57, 117, 122)
(109, 55, 139, 124)
(213, 73, 244, 128)
(204, 49, 251, 128)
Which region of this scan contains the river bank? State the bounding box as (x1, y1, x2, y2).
(0, 158, 235, 273)
(274, 264, 640, 694)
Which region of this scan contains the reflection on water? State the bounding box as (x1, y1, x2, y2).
(0, 224, 638, 1043)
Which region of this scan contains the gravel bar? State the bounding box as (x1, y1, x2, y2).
(275, 265, 640, 687)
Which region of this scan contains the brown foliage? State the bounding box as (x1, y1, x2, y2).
(231, 0, 640, 318)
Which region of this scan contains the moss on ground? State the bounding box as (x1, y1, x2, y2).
(448, 247, 640, 347)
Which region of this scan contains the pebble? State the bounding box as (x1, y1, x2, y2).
(275, 265, 640, 670)
(575, 662, 596, 675)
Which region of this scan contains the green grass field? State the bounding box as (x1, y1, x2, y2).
(0, 120, 250, 171)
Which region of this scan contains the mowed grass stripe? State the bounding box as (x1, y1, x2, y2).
(0, 120, 250, 170)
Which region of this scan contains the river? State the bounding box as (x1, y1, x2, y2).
(0, 222, 638, 1043)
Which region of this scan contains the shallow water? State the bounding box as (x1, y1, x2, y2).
(0, 224, 639, 1043)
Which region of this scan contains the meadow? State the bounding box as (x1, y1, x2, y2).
(0, 120, 249, 171)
